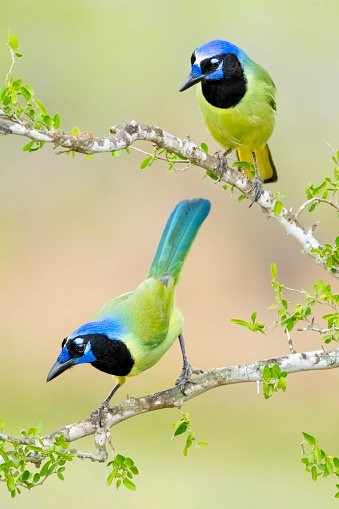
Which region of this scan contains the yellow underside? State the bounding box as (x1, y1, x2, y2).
(196, 68, 277, 182)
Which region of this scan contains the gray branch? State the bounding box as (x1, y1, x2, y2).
(0, 112, 336, 277)
(1, 345, 335, 463)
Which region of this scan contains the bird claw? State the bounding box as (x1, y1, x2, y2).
(91, 403, 109, 427)
(216, 149, 232, 182)
(249, 175, 264, 207)
(175, 363, 203, 394)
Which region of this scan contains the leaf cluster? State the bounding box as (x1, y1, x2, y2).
(0, 35, 61, 153)
(261, 364, 287, 399)
(270, 264, 339, 344)
(231, 311, 265, 334)
(107, 454, 139, 491)
(302, 432, 339, 497)
(0, 422, 73, 498)
(171, 413, 207, 456)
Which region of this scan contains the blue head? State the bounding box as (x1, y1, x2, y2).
(179, 39, 248, 91)
(46, 317, 134, 381)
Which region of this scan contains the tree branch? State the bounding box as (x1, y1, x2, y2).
(6, 345, 335, 459)
(0, 112, 337, 277)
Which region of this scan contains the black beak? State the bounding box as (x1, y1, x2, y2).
(46, 359, 75, 382)
(179, 71, 203, 92)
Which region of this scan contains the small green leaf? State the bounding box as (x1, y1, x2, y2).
(124, 457, 134, 468)
(303, 432, 316, 446)
(123, 479, 136, 491)
(7, 475, 15, 492)
(274, 201, 282, 215)
(174, 422, 188, 436)
(53, 113, 60, 129)
(34, 100, 47, 116)
(140, 156, 152, 169)
(201, 143, 208, 153)
(271, 263, 277, 279)
(8, 35, 19, 51)
(33, 473, 40, 483)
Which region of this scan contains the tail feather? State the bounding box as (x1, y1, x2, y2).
(148, 199, 211, 283)
(236, 144, 278, 183)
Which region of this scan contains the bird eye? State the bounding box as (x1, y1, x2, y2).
(201, 57, 220, 74)
(191, 52, 196, 66)
(76, 343, 85, 354)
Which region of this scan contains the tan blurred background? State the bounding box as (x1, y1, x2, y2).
(1, 0, 339, 507)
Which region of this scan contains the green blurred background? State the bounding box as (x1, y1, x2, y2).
(1, 0, 339, 507)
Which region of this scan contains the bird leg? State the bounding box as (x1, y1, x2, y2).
(249, 151, 264, 207)
(175, 333, 203, 394)
(216, 148, 232, 182)
(91, 383, 121, 425)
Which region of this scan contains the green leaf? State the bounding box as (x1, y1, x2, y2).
(273, 201, 282, 215)
(271, 263, 277, 279)
(8, 35, 19, 51)
(303, 432, 316, 446)
(21, 470, 31, 481)
(114, 454, 125, 467)
(130, 466, 139, 475)
(124, 457, 134, 468)
(230, 319, 250, 327)
(140, 156, 153, 169)
(197, 441, 208, 447)
(311, 465, 318, 481)
(123, 479, 136, 491)
(262, 365, 271, 381)
(174, 422, 188, 436)
(0, 448, 10, 463)
(34, 100, 47, 116)
(33, 473, 40, 483)
(20, 87, 32, 101)
(7, 475, 15, 492)
(107, 470, 116, 486)
(200, 143, 208, 153)
(53, 113, 60, 129)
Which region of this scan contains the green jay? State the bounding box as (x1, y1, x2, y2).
(47, 199, 211, 411)
(180, 39, 277, 201)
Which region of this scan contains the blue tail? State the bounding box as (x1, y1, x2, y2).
(148, 199, 211, 283)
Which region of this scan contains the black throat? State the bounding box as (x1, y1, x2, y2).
(201, 53, 247, 109)
(89, 334, 135, 376)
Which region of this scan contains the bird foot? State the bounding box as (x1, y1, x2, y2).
(216, 149, 232, 182)
(91, 402, 110, 427)
(175, 363, 203, 394)
(249, 175, 264, 207)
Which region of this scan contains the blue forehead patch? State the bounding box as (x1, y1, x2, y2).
(68, 316, 124, 340)
(57, 346, 70, 363)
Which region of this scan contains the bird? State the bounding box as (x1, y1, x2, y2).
(47, 198, 211, 414)
(180, 39, 277, 202)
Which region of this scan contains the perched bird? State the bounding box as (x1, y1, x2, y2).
(47, 199, 211, 412)
(180, 39, 277, 199)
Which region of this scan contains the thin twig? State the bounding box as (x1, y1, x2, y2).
(5, 47, 15, 83)
(295, 197, 339, 219)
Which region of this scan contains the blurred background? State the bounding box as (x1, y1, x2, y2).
(1, 0, 339, 507)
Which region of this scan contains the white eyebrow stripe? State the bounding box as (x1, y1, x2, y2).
(211, 58, 219, 64)
(74, 337, 84, 345)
